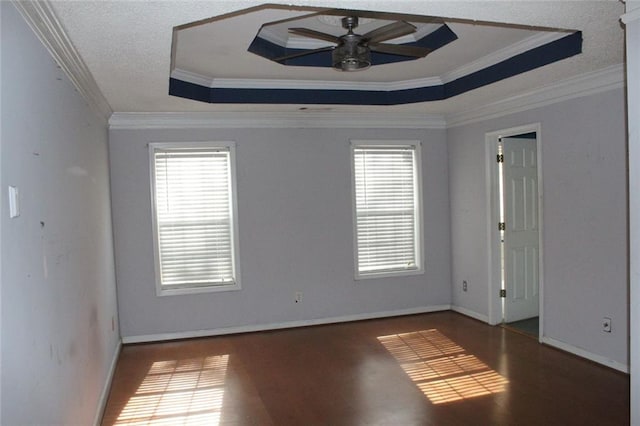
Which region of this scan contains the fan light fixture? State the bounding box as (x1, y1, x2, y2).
(332, 17, 371, 71)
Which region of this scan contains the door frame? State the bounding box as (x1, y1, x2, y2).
(485, 123, 544, 341)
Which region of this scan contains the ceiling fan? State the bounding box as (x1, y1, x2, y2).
(274, 16, 433, 71)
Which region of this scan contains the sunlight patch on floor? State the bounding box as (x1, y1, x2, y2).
(378, 329, 508, 404)
(114, 355, 229, 425)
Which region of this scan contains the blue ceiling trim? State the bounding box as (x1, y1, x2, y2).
(169, 78, 211, 104)
(247, 24, 458, 67)
(445, 31, 582, 98)
(169, 78, 445, 105)
(169, 31, 582, 105)
(247, 36, 285, 61)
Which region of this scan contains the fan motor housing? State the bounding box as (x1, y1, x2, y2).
(332, 34, 371, 71)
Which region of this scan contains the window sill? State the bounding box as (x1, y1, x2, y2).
(156, 282, 241, 297)
(355, 268, 424, 281)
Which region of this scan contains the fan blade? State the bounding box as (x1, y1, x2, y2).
(370, 43, 432, 58)
(289, 28, 340, 44)
(274, 46, 334, 63)
(362, 21, 416, 43)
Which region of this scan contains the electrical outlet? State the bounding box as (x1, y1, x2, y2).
(295, 291, 303, 304)
(602, 317, 612, 333)
(462, 280, 468, 292)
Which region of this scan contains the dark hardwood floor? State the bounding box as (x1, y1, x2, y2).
(101, 311, 629, 425)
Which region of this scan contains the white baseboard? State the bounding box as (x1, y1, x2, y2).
(93, 339, 122, 426)
(122, 305, 452, 344)
(541, 336, 629, 373)
(450, 305, 490, 323)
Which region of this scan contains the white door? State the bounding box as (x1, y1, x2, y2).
(502, 136, 539, 322)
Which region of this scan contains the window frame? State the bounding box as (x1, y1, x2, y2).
(350, 140, 424, 280)
(149, 141, 241, 296)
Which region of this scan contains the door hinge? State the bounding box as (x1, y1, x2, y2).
(497, 154, 504, 163)
(498, 222, 506, 231)
(500, 289, 506, 298)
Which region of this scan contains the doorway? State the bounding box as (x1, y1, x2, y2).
(486, 124, 543, 340)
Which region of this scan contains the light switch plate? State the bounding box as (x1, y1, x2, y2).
(8, 186, 19, 218)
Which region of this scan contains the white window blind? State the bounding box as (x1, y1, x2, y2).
(353, 143, 422, 277)
(151, 145, 238, 291)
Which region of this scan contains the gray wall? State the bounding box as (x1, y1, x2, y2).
(109, 127, 452, 339)
(1, 3, 119, 424)
(448, 88, 628, 366)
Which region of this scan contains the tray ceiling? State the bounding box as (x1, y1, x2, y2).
(170, 6, 581, 105)
(46, 1, 625, 114)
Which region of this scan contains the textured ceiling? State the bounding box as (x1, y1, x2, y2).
(48, 1, 625, 114)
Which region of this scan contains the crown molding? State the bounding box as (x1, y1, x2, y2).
(109, 111, 447, 130)
(446, 63, 625, 128)
(171, 68, 443, 91)
(12, 0, 112, 120)
(171, 69, 214, 88)
(117, 64, 623, 131)
(621, 4, 640, 24)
